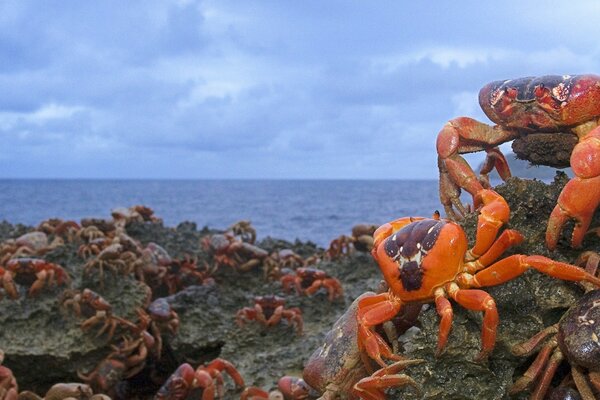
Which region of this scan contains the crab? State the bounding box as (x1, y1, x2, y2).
(236, 295, 303, 335)
(0, 232, 64, 264)
(80, 218, 116, 236)
(111, 205, 161, 228)
(2, 258, 70, 299)
(357, 189, 600, 367)
(0, 350, 17, 400)
(36, 218, 81, 241)
(510, 251, 600, 400)
(136, 242, 171, 286)
(263, 249, 305, 281)
(163, 255, 216, 294)
(61, 288, 131, 340)
(280, 267, 343, 302)
(78, 334, 152, 397)
(77, 225, 106, 243)
(241, 293, 423, 400)
(78, 237, 111, 259)
(154, 358, 245, 400)
(436, 74, 600, 250)
(202, 233, 269, 272)
(133, 297, 180, 358)
(226, 220, 257, 244)
(83, 243, 140, 286)
(17, 383, 111, 400)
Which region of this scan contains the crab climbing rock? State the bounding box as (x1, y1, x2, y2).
(436, 74, 600, 249)
(357, 190, 600, 367)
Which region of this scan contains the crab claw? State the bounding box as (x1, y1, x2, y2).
(468, 189, 510, 259)
(546, 127, 600, 250)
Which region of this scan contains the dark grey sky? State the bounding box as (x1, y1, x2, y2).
(2, 1, 599, 178)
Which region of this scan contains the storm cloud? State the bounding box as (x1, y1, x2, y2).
(2, 0, 599, 178)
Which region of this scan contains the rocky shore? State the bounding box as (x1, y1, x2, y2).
(0, 173, 599, 399)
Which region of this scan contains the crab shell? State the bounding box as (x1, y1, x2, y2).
(558, 289, 600, 371)
(303, 292, 375, 395)
(375, 218, 467, 303)
(479, 74, 600, 131)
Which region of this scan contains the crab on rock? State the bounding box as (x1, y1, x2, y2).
(155, 358, 245, 400)
(2, 258, 70, 299)
(236, 295, 303, 335)
(436, 74, 600, 249)
(357, 189, 600, 367)
(280, 267, 343, 302)
(510, 252, 600, 400)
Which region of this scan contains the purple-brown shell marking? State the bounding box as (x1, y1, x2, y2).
(383, 219, 445, 291)
(148, 298, 172, 320)
(558, 289, 600, 370)
(484, 75, 574, 107)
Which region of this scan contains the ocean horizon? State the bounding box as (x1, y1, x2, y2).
(0, 178, 442, 247)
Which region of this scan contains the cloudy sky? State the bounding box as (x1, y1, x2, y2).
(2, 1, 600, 179)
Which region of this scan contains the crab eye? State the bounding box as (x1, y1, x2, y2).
(504, 87, 518, 99)
(534, 84, 549, 98)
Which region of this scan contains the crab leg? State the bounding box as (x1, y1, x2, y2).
(546, 126, 600, 249)
(446, 284, 498, 361)
(467, 189, 510, 259)
(508, 339, 557, 395)
(356, 292, 404, 367)
(436, 117, 517, 219)
(434, 289, 453, 356)
(352, 359, 424, 400)
(464, 229, 523, 273)
(467, 255, 600, 288)
(530, 349, 564, 400)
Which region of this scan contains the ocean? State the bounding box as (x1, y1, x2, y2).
(0, 179, 441, 247)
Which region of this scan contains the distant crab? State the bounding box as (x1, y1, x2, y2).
(61, 288, 131, 340)
(236, 295, 303, 335)
(155, 358, 245, 400)
(2, 258, 70, 299)
(280, 267, 343, 302)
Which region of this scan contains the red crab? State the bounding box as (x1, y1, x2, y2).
(236, 295, 303, 335)
(436, 74, 600, 249)
(202, 233, 269, 272)
(78, 334, 152, 397)
(61, 288, 131, 340)
(280, 267, 343, 302)
(155, 358, 245, 400)
(131, 297, 180, 358)
(2, 258, 70, 299)
(0, 350, 17, 400)
(164, 255, 216, 294)
(357, 189, 600, 367)
(241, 293, 423, 400)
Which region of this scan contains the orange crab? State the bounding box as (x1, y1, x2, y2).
(155, 358, 245, 400)
(357, 189, 600, 367)
(2, 258, 70, 299)
(436, 74, 600, 249)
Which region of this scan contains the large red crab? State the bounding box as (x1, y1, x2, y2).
(436, 74, 600, 249)
(357, 189, 600, 367)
